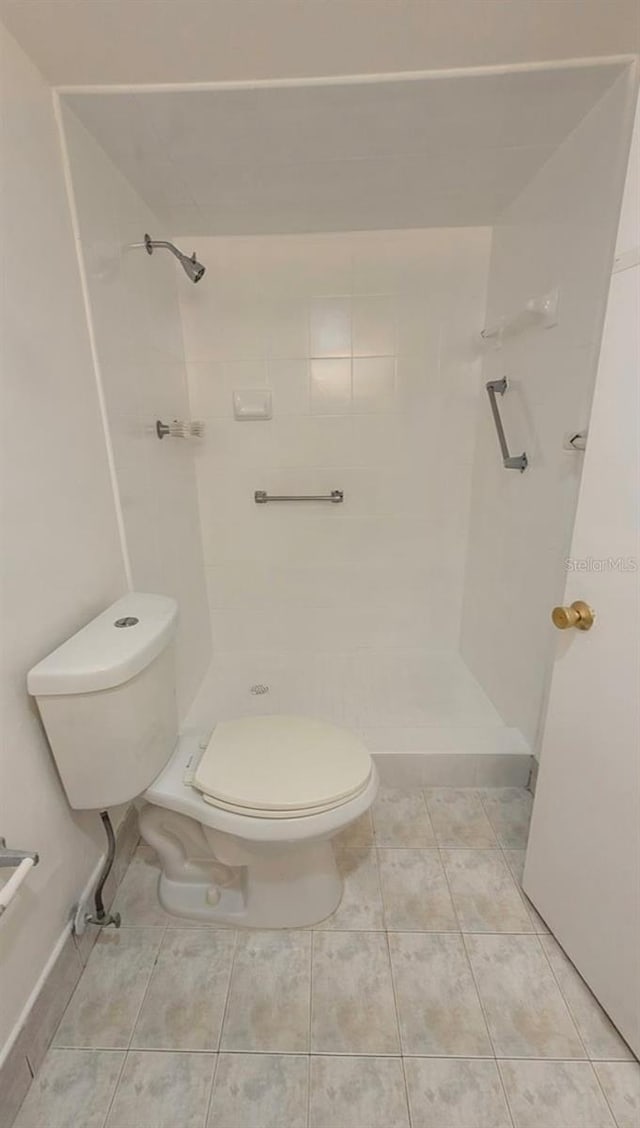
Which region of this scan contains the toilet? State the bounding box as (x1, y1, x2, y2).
(27, 593, 378, 928)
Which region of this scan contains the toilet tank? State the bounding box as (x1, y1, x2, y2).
(27, 593, 179, 810)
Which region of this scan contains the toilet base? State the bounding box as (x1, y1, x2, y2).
(139, 802, 344, 928)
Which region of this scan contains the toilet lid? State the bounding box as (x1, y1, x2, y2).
(193, 715, 371, 814)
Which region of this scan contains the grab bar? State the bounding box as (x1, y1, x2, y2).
(485, 379, 528, 473)
(255, 490, 344, 504)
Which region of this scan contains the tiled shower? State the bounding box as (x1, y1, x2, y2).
(60, 62, 633, 775)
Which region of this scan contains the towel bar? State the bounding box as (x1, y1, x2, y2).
(0, 838, 39, 917)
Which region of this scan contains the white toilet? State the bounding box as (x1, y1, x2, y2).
(27, 593, 378, 928)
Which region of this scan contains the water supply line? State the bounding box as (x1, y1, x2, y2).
(82, 811, 121, 930)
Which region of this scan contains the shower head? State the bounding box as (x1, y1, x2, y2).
(134, 233, 206, 283)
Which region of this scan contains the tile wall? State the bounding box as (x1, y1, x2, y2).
(179, 228, 491, 704)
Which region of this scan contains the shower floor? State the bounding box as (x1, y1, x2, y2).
(186, 649, 530, 786)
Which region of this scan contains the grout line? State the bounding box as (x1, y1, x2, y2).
(439, 839, 515, 1128)
(308, 929, 316, 1064)
(100, 1049, 129, 1128)
(494, 1059, 517, 1128)
(47, 1045, 636, 1060)
(370, 841, 386, 931)
(534, 931, 593, 1063)
(306, 1051, 312, 1128)
(458, 933, 496, 1061)
(383, 930, 409, 1068)
(215, 929, 240, 1056)
(124, 926, 168, 1054)
(116, 922, 569, 936)
(201, 1048, 221, 1128)
(202, 928, 239, 1128)
(437, 841, 463, 935)
(457, 932, 518, 1128)
(590, 1062, 626, 1128)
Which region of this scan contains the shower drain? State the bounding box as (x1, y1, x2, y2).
(250, 684, 270, 695)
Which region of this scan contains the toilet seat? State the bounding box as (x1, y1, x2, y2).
(193, 715, 372, 819)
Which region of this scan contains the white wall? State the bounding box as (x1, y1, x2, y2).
(180, 228, 490, 695)
(2, 0, 638, 86)
(0, 27, 127, 1054)
(60, 107, 211, 715)
(461, 69, 637, 752)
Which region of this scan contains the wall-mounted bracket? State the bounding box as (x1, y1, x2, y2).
(481, 287, 559, 347)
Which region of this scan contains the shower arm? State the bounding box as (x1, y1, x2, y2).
(133, 234, 195, 263)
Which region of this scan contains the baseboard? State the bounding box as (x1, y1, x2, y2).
(0, 806, 139, 1128)
(372, 750, 533, 788)
(528, 755, 540, 794)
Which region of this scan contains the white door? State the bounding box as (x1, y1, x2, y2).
(523, 102, 640, 1057)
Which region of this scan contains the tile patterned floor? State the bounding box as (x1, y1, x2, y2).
(15, 787, 639, 1128)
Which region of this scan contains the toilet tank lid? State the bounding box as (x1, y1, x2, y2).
(27, 593, 178, 696)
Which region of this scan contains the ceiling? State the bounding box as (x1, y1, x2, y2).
(1, 0, 638, 86)
(61, 63, 626, 235)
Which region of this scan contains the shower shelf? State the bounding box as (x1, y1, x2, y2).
(481, 287, 559, 346)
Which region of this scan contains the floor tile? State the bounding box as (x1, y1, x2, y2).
(441, 849, 534, 933)
(309, 1055, 409, 1128)
(465, 933, 585, 1059)
(388, 932, 491, 1056)
(53, 929, 163, 1049)
(207, 1053, 308, 1128)
(316, 847, 384, 930)
(334, 810, 374, 847)
(541, 936, 634, 1062)
(502, 849, 549, 933)
(14, 1049, 124, 1128)
(499, 1059, 616, 1127)
(372, 788, 436, 846)
(105, 1050, 215, 1128)
(480, 788, 532, 849)
(110, 843, 174, 927)
(594, 1061, 640, 1128)
(404, 1057, 512, 1128)
(311, 931, 400, 1054)
(424, 789, 498, 848)
(131, 929, 235, 1050)
(221, 931, 311, 1052)
(378, 849, 457, 931)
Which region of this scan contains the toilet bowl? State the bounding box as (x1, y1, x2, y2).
(27, 594, 378, 929)
(141, 719, 378, 928)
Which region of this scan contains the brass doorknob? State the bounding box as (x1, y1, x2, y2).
(551, 600, 595, 631)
